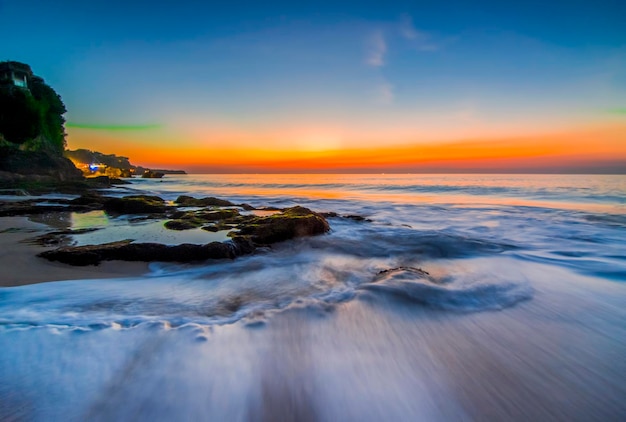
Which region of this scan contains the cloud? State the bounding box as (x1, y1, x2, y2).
(399, 14, 440, 52)
(366, 30, 387, 67)
(375, 82, 394, 105)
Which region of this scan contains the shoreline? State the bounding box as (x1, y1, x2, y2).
(0, 216, 149, 287)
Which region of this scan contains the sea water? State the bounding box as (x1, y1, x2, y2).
(1, 174, 625, 420)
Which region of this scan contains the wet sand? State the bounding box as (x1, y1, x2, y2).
(0, 216, 149, 287)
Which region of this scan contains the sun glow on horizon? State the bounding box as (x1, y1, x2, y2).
(66, 121, 626, 173)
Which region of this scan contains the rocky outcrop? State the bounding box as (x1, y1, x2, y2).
(0, 148, 82, 185)
(175, 195, 237, 207)
(39, 239, 255, 266)
(165, 208, 240, 230)
(232, 206, 330, 245)
(141, 170, 164, 179)
(35, 197, 331, 265)
(103, 195, 168, 214)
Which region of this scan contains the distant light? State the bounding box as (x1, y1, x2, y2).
(89, 164, 98, 171)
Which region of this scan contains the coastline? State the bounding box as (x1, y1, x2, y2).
(0, 216, 148, 287)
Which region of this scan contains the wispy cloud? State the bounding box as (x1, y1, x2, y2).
(375, 82, 394, 105)
(399, 14, 440, 52)
(366, 30, 387, 67)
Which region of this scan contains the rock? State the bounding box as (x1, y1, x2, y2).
(84, 175, 112, 188)
(0, 148, 83, 182)
(103, 195, 167, 214)
(39, 239, 255, 266)
(30, 228, 100, 247)
(164, 209, 241, 231)
(0, 199, 70, 216)
(164, 219, 201, 230)
(199, 209, 240, 220)
(175, 195, 236, 207)
(142, 170, 164, 178)
(345, 214, 372, 222)
(36, 204, 330, 266)
(70, 192, 108, 207)
(233, 206, 329, 245)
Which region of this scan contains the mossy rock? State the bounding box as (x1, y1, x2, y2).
(164, 219, 202, 230)
(103, 195, 167, 214)
(164, 208, 241, 231)
(197, 209, 240, 220)
(175, 195, 236, 207)
(38, 239, 255, 265)
(234, 206, 329, 245)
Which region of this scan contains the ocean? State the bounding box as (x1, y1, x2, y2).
(1, 174, 625, 420)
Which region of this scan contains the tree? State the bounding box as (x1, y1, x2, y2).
(0, 62, 67, 154)
(0, 86, 41, 145)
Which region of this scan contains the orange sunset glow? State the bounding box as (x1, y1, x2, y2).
(67, 121, 626, 173)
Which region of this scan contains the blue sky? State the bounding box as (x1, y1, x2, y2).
(1, 0, 625, 171)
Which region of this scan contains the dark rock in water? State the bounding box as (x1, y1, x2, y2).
(345, 214, 372, 222)
(0, 199, 70, 216)
(142, 170, 164, 179)
(233, 206, 330, 245)
(360, 266, 533, 311)
(320, 211, 371, 222)
(377, 266, 430, 277)
(84, 175, 112, 188)
(70, 192, 108, 207)
(200, 209, 240, 220)
(85, 175, 129, 186)
(103, 195, 167, 214)
(164, 209, 241, 231)
(175, 195, 236, 207)
(109, 177, 131, 185)
(164, 219, 201, 230)
(30, 228, 100, 247)
(240, 203, 256, 211)
(39, 239, 255, 266)
(37, 202, 330, 265)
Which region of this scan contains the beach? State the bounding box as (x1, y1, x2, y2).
(0, 216, 148, 287)
(1, 174, 625, 421)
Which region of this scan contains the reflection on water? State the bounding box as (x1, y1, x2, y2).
(30, 210, 232, 246)
(124, 173, 626, 214)
(29, 211, 73, 230)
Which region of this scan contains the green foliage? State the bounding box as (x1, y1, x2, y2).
(0, 86, 41, 145)
(0, 63, 67, 154)
(30, 76, 67, 153)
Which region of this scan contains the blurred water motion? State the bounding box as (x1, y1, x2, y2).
(1, 174, 625, 420)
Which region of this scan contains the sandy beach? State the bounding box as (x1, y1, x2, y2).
(0, 216, 148, 287)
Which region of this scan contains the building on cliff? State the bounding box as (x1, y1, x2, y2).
(0, 61, 33, 89)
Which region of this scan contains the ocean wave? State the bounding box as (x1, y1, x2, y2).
(358, 265, 533, 311)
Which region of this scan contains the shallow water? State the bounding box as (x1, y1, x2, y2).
(1, 174, 625, 420)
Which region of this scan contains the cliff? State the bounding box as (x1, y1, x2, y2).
(0, 61, 82, 185)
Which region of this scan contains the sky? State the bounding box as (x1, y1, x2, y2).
(1, 0, 625, 173)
